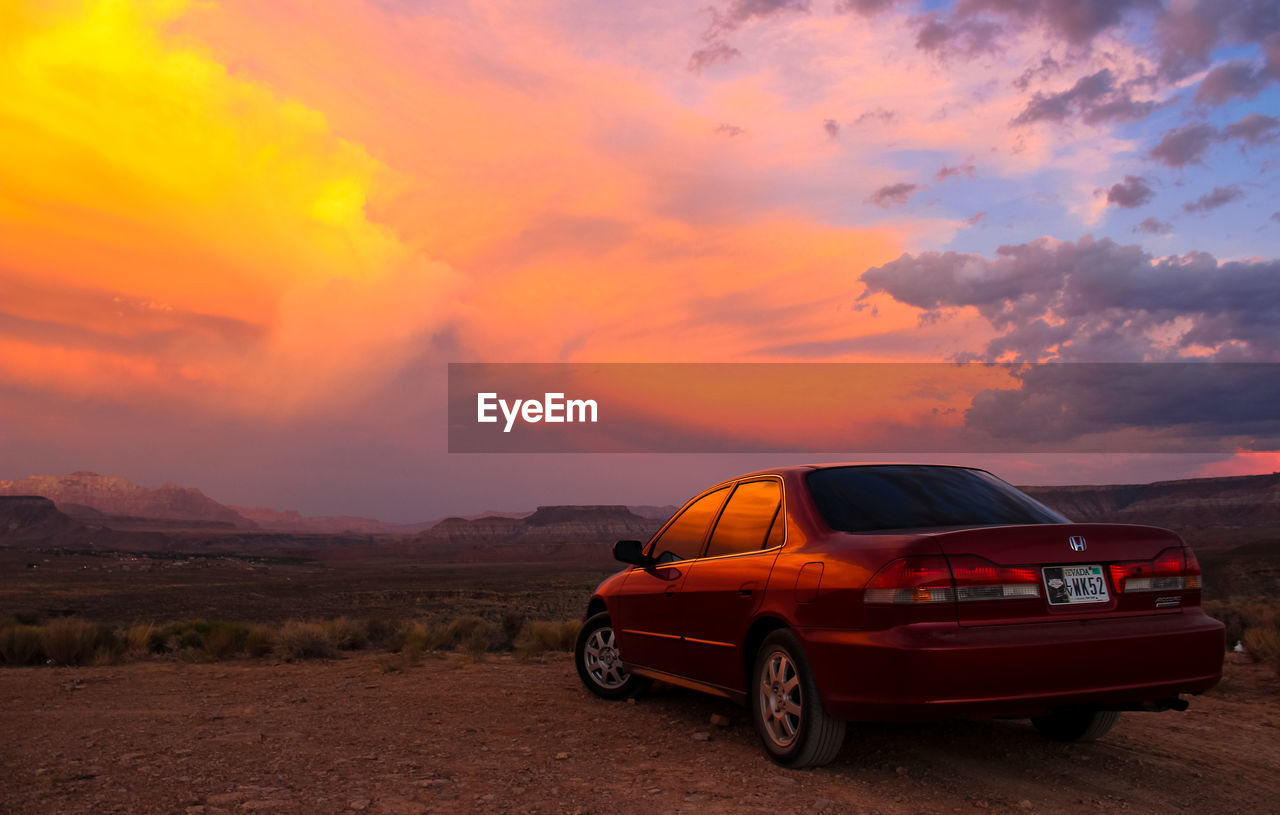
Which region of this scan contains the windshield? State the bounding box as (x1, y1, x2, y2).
(806, 465, 1068, 533)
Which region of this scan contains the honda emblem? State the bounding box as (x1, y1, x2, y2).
(1068, 536, 1087, 552)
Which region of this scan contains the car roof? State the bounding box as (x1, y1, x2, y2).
(725, 462, 982, 481)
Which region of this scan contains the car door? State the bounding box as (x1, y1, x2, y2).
(610, 486, 730, 674)
(678, 478, 785, 691)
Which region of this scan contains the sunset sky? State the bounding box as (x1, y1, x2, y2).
(2, 0, 1278, 520)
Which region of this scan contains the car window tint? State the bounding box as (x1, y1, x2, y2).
(806, 466, 1068, 533)
(704, 480, 781, 558)
(650, 487, 729, 563)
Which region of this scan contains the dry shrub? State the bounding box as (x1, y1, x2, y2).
(499, 608, 527, 650)
(460, 623, 495, 660)
(1205, 598, 1280, 648)
(514, 620, 581, 659)
(445, 616, 493, 653)
(145, 620, 248, 660)
(325, 617, 369, 651)
(203, 626, 242, 660)
(1242, 626, 1280, 676)
(123, 625, 155, 658)
(277, 621, 335, 660)
(40, 618, 109, 666)
(0, 623, 44, 666)
(245, 625, 275, 658)
(362, 616, 400, 650)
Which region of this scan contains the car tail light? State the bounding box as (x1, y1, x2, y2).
(864, 555, 1040, 604)
(947, 555, 1042, 601)
(863, 556, 953, 604)
(1108, 547, 1202, 594)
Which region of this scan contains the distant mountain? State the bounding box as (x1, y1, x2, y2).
(0, 496, 82, 542)
(629, 504, 679, 521)
(1021, 473, 1280, 550)
(422, 505, 660, 545)
(0, 472, 256, 528)
(229, 506, 436, 535)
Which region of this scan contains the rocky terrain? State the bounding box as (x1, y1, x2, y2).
(0, 473, 256, 528)
(1022, 473, 1280, 550)
(0, 471, 675, 538)
(2, 652, 1277, 815)
(423, 506, 659, 544)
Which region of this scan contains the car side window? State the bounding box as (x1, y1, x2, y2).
(649, 487, 729, 564)
(704, 480, 782, 558)
(764, 502, 785, 548)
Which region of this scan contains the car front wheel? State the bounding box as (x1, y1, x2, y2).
(1032, 708, 1120, 742)
(574, 612, 651, 700)
(750, 629, 846, 767)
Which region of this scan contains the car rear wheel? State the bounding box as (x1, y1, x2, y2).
(750, 629, 846, 768)
(575, 612, 651, 700)
(1031, 708, 1120, 742)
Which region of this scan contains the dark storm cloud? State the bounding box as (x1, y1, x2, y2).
(1011, 69, 1157, 127)
(859, 235, 1280, 362)
(893, 1, 1279, 120)
(1220, 113, 1280, 145)
(1155, 1, 1280, 82)
(963, 363, 1280, 449)
(955, 0, 1157, 46)
(913, 13, 1002, 57)
(937, 162, 977, 181)
(703, 0, 810, 39)
(1133, 216, 1172, 235)
(834, 0, 898, 15)
(867, 182, 920, 208)
(1183, 184, 1244, 213)
(909, 0, 1154, 61)
(688, 41, 741, 73)
(823, 118, 840, 138)
(1104, 175, 1155, 208)
(1194, 59, 1276, 105)
(1150, 113, 1280, 167)
(1149, 122, 1218, 167)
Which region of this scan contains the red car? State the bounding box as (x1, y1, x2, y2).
(574, 464, 1224, 767)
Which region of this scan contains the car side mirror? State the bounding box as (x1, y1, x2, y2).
(614, 539, 652, 566)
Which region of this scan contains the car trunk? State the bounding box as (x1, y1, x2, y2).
(923, 523, 1195, 627)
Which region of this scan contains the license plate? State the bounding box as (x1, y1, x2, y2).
(1043, 565, 1109, 605)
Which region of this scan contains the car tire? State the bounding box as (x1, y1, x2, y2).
(750, 629, 846, 768)
(575, 612, 651, 700)
(1031, 708, 1120, 742)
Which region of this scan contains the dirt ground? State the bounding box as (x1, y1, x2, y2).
(2, 653, 1278, 815)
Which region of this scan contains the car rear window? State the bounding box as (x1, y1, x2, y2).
(806, 466, 1067, 533)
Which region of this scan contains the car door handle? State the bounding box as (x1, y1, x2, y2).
(664, 586, 678, 598)
(739, 582, 756, 597)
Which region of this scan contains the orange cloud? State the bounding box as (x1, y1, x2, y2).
(0, 0, 918, 428)
(0, 0, 460, 413)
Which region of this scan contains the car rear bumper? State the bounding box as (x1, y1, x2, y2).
(801, 609, 1225, 721)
